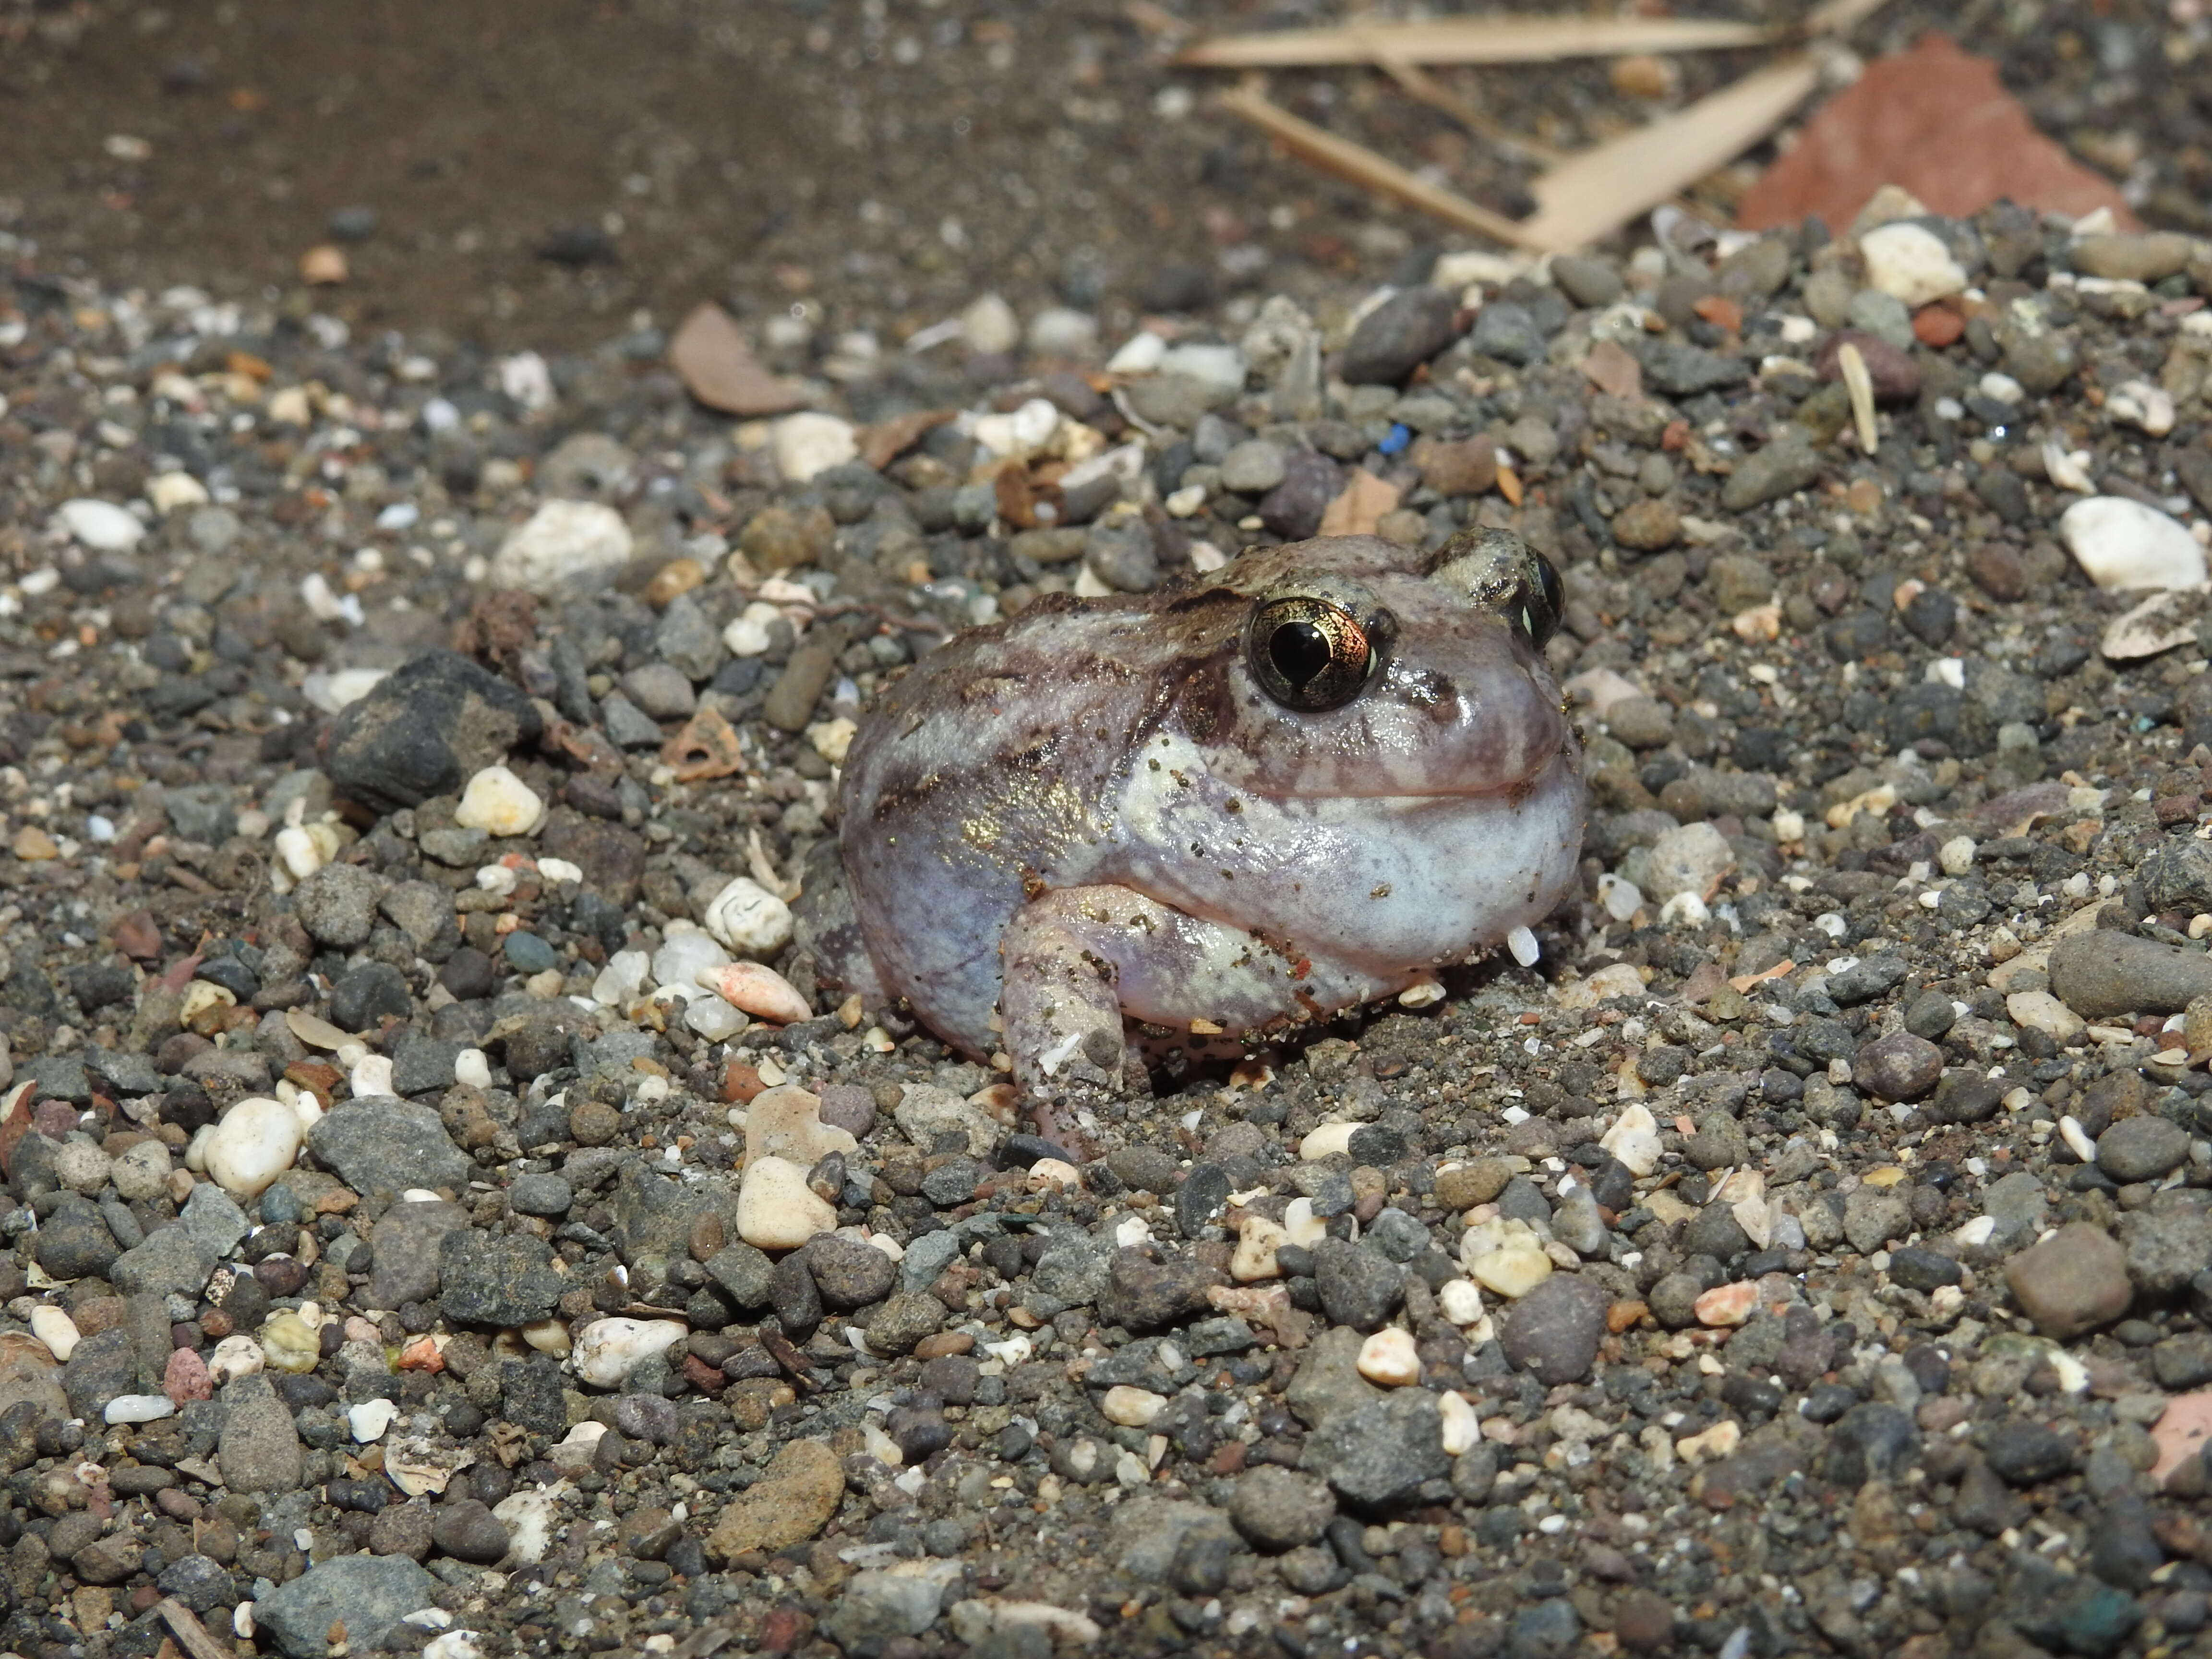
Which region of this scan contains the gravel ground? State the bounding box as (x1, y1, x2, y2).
(6, 189, 2212, 1659)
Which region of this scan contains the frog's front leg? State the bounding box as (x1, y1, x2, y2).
(998, 886, 1394, 1146)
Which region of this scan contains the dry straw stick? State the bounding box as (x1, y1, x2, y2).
(1177, 15, 1772, 69)
(1214, 83, 1551, 250)
(1512, 57, 1827, 252)
(1198, 0, 1890, 252)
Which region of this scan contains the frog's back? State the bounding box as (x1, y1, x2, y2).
(836, 594, 1169, 1053)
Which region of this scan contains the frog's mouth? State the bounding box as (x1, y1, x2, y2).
(1249, 725, 1584, 805)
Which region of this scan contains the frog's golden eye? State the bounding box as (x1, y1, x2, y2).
(1426, 528, 1565, 649)
(1247, 595, 1389, 712)
(1522, 553, 1564, 648)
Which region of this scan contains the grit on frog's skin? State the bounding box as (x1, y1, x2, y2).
(832, 529, 1586, 1135)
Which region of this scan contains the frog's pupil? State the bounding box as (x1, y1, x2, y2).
(1270, 621, 1332, 688)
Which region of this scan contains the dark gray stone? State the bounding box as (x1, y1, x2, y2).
(326, 650, 541, 815)
(254, 1553, 442, 1658)
(437, 1230, 565, 1325)
(1341, 287, 1461, 384)
(1312, 1389, 1449, 1509)
(310, 1096, 471, 1194)
(1311, 1238, 1403, 1332)
(1499, 1273, 1611, 1384)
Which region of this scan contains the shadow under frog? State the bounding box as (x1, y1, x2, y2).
(794, 529, 1587, 1145)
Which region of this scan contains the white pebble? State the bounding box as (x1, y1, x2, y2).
(2108, 379, 2176, 438)
(1101, 1386, 1167, 1427)
(722, 602, 782, 658)
(208, 1333, 265, 1385)
(1938, 836, 1977, 877)
(54, 498, 145, 552)
(454, 765, 546, 837)
(350, 1055, 395, 1097)
(1438, 1278, 1486, 1327)
(1601, 1104, 1662, 1178)
(1282, 1198, 1327, 1248)
(454, 1049, 492, 1090)
(537, 857, 583, 885)
(147, 471, 209, 513)
(1298, 1122, 1359, 1161)
(1596, 873, 1643, 921)
(960, 292, 1021, 356)
(772, 412, 858, 483)
(734, 1154, 836, 1250)
(2008, 990, 2086, 1046)
(594, 949, 650, 1008)
(571, 1317, 689, 1389)
(1027, 307, 1098, 359)
(104, 1394, 177, 1425)
(1231, 1216, 1288, 1282)
(1437, 1389, 1480, 1455)
(646, 931, 725, 999)
(1857, 222, 1966, 307)
(807, 718, 856, 765)
(1397, 978, 1445, 1008)
(349, 1399, 399, 1442)
(743, 1086, 856, 1167)
(1027, 1158, 1081, 1192)
(1506, 925, 1540, 967)
(203, 1097, 303, 1199)
(29, 1307, 79, 1361)
(1356, 1328, 1421, 1386)
(702, 877, 794, 956)
(1770, 809, 1806, 843)
(2060, 495, 2208, 591)
(493, 1486, 563, 1564)
(489, 500, 634, 596)
(684, 995, 751, 1041)
(52, 1142, 113, 1196)
(1106, 331, 1167, 375)
(2059, 1114, 2098, 1165)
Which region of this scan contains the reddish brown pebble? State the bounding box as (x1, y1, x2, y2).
(1209, 1441, 1248, 1476)
(911, 1331, 975, 1360)
(112, 910, 162, 962)
(1913, 305, 1965, 348)
(688, 1213, 727, 1262)
(156, 1488, 200, 1521)
(1437, 1524, 1468, 1558)
(164, 1346, 213, 1404)
(1692, 294, 1742, 333)
(1606, 1300, 1648, 1334)
(759, 1605, 815, 1655)
(680, 1354, 727, 1394)
(285, 1060, 345, 1098)
(198, 1309, 233, 1341)
(723, 1060, 766, 1104)
(1413, 434, 1498, 498)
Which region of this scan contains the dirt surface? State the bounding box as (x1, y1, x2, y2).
(5, 0, 2205, 353)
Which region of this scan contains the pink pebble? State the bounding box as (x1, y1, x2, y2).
(163, 1346, 212, 1404)
(697, 962, 813, 1025)
(1694, 1281, 1759, 1327)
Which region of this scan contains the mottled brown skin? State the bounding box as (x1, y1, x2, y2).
(834, 531, 1586, 1137)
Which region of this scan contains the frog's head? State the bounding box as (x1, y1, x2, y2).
(1171, 529, 1581, 802)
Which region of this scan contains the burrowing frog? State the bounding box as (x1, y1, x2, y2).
(826, 529, 1585, 1131)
